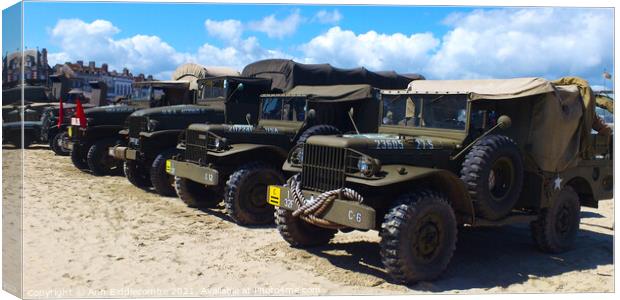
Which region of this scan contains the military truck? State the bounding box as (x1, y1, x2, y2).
(108, 68, 252, 195)
(268, 77, 613, 284)
(166, 59, 423, 224)
(42, 85, 105, 155)
(2, 85, 54, 148)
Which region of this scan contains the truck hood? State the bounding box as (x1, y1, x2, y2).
(306, 133, 461, 151)
(187, 123, 298, 144)
(83, 105, 141, 126)
(128, 104, 226, 132)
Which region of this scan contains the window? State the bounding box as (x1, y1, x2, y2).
(261, 97, 307, 121)
(382, 93, 468, 130)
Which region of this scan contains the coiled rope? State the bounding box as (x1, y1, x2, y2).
(286, 175, 364, 229)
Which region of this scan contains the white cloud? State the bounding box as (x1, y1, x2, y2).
(204, 19, 243, 42)
(249, 10, 304, 39)
(48, 18, 192, 79)
(299, 26, 439, 72)
(196, 36, 290, 71)
(427, 8, 614, 80)
(313, 9, 342, 24)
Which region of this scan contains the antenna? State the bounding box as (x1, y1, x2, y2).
(348, 108, 360, 134)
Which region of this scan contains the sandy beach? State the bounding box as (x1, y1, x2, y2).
(2, 147, 614, 297)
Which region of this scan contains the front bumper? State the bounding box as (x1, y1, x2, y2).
(165, 159, 219, 186)
(267, 185, 376, 230)
(108, 145, 137, 160)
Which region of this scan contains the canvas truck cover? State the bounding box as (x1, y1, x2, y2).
(271, 84, 375, 103)
(171, 64, 240, 90)
(2, 85, 49, 105)
(242, 59, 424, 92)
(407, 77, 597, 172)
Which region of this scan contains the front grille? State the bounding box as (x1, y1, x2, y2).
(128, 116, 147, 138)
(184, 129, 214, 163)
(301, 144, 347, 192)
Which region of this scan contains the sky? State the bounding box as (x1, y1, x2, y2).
(6, 1, 614, 88)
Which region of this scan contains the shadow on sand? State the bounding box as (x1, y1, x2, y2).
(306, 223, 612, 291)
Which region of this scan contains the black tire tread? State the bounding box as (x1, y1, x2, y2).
(174, 176, 221, 208)
(296, 125, 341, 145)
(379, 190, 457, 284)
(275, 207, 336, 247)
(460, 134, 524, 220)
(224, 161, 284, 225)
(87, 138, 121, 176)
(124, 160, 152, 189)
(530, 186, 580, 253)
(150, 148, 180, 196)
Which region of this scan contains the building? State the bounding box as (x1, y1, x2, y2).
(53, 60, 154, 101)
(2, 47, 52, 88)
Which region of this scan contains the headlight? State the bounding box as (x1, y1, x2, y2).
(290, 147, 304, 165)
(357, 156, 380, 177)
(147, 119, 158, 131)
(214, 137, 228, 150)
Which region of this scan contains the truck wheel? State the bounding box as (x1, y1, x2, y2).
(224, 162, 285, 225)
(460, 134, 524, 220)
(296, 125, 341, 144)
(150, 148, 181, 197)
(87, 139, 123, 176)
(275, 207, 337, 247)
(71, 143, 90, 170)
(174, 176, 221, 208)
(50, 132, 70, 156)
(530, 186, 580, 253)
(124, 160, 152, 189)
(380, 190, 457, 284)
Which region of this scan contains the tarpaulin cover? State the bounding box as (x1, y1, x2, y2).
(171, 64, 240, 90)
(2, 85, 49, 105)
(242, 59, 424, 92)
(408, 77, 598, 172)
(275, 84, 374, 103)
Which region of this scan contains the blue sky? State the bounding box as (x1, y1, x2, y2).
(6, 1, 614, 88)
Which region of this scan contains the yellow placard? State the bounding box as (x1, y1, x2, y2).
(67, 126, 72, 137)
(267, 186, 281, 206)
(165, 160, 172, 173)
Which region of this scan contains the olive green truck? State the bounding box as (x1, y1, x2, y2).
(268, 77, 613, 284)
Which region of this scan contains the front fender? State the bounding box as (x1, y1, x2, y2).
(349, 165, 475, 224)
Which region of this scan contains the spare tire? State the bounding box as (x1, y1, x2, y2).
(460, 134, 523, 220)
(296, 125, 341, 145)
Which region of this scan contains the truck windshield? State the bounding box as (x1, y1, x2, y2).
(261, 97, 307, 122)
(201, 79, 227, 99)
(131, 86, 162, 101)
(382, 93, 468, 130)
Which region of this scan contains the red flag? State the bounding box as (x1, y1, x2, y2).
(57, 96, 64, 127)
(75, 98, 88, 128)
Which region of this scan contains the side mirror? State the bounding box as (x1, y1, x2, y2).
(237, 83, 244, 91)
(348, 107, 354, 118)
(306, 109, 316, 120)
(497, 115, 512, 129)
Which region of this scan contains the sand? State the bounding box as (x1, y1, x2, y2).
(2, 147, 614, 297)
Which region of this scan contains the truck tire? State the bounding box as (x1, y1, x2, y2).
(124, 160, 152, 189)
(380, 190, 457, 284)
(224, 162, 285, 225)
(87, 139, 123, 176)
(174, 176, 221, 208)
(50, 132, 70, 156)
(296, 125, 341, 144)
(275, 207, 336, 247)
(150, 148, 181, 197)
(71, 143, 90, 170)
(460, 134, 524, 220)
(530, 186, 580, 253)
